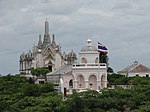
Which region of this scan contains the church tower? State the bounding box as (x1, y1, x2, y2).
(43, 19, 51, 47)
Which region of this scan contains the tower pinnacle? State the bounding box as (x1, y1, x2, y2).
(45, 19, 49, 34)
(43, 19, 51, 46)
(38, 34, 42, 48)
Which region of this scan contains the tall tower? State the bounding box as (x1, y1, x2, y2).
(43, 19, 51, 47)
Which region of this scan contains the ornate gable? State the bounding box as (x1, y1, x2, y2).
(43, 44, 55, 59)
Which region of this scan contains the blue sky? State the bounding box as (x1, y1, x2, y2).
(0, 0, 150, 75)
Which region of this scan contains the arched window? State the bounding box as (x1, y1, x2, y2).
(81, 57, 87, 63)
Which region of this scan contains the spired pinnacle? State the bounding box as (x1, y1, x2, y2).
(43, 19, 51, 46)
(45, 19, 49, 34)
(38, 34, 42, 48)
(52, 34, 56, 48)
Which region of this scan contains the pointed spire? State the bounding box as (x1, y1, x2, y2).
(38, 34, 43, 48)
(45, 18, 49, 34)
(52, 34, 56, 47)
(43, 19, 51, 47)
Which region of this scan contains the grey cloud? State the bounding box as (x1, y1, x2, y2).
(0, 0, 150, 74)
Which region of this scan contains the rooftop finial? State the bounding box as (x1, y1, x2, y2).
(134, 60, 138, 65)
(87, 39, 92, 46)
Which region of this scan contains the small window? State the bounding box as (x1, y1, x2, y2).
(136, 74, 139, 77)
(39, 81, 44, 84)
(146, 74, 149, 77)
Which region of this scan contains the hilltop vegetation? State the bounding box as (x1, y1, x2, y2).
(0, 74, 150, 112)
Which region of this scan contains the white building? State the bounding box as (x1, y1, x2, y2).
(47, 39, 107, 93)
(19, 20, 108, 92)
(118, 61, 150, 77)
(19, 20, 67, 77)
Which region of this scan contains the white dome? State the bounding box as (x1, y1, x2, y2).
(81, 39, 97, 52)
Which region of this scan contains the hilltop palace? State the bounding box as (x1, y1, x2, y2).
(19, 20, 107, 93)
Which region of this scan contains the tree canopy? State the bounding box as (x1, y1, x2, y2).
(0, 74, 150, 112)
(31, 67, 50, 77)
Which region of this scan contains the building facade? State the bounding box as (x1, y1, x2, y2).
(47, 39, 107, 93)
(72, 39, 107, 90)
(118, 61, 150, 77)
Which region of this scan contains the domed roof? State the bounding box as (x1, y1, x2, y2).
(81, 46, 97, 52)
(20, 52, 26, 61)
(68, 50, 77, 59)
(25, 50, 33, 60)
(81, 39, 97, 52)
(26, 50, 32, 58)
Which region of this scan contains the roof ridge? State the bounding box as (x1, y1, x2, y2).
(129, 64, 139, 71)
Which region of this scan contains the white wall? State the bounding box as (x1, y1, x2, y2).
(55, 53, 62, 69)
(129, 72, 150, 77)
(79, 52, 99, 64)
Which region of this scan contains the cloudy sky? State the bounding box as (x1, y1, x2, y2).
(0, 0, 150, 75)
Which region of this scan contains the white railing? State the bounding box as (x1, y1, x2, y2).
(72, 63, 106, 68)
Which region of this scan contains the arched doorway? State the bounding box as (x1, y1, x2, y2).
(77, 75, 85, 88)
(48, 61, 52, 71)
(69, 79, 73, 88)
(89, 75, 97, 90)
(101, 75, 106, 88)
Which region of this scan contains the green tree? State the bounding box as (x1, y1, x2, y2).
(31, 67, 50, 77)
(107, 67, 114, 73)
(40, 82, 54, 93)
(99, 53, 109, 65)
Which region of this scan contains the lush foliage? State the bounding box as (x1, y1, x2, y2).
(31, 67, 50, 77)
(0, 75, 150, 112)
(0, 75, 56, 112)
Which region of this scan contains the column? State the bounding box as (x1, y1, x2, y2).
(23, 62, 25, 71)
(97, 80, 101, 90)
(73, 80, 78, 89)
(19, 62, 22, 71)
(84, 80, 89, 89)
